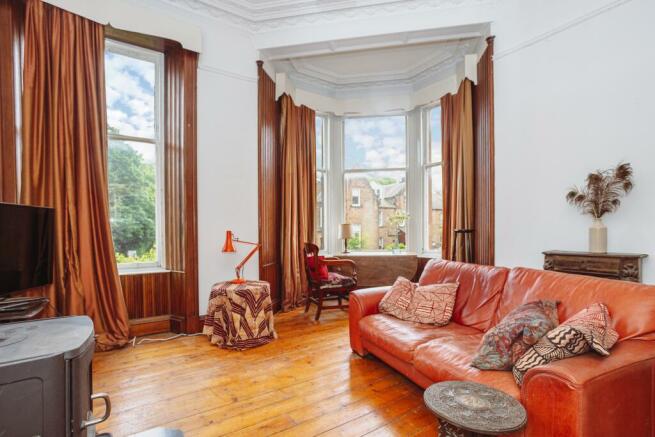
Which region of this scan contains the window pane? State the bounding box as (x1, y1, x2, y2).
(344, 116, 406, 169)
(105, 50, 156, 138)
(426, 165, 443, 252)
(344, 171, 407, 251)
(316, 116, 324, 169)
(429, 106, 442, 163)
(316, 171, 325, 250)
(108, 139, 158, 264)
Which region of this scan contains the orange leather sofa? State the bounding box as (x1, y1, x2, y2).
(349, 260, 655, 436)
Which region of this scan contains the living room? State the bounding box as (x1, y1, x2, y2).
(0, 0, 654, 436)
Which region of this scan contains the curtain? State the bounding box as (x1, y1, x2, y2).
(20, 0, 129, 350)
(441, 79, 475, 262)
(279, 94, 316, 310)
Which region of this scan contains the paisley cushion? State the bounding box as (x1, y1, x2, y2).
(471, 300, 560, 370)
(513, 303, 619, 386)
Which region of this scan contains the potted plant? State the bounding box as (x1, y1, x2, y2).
(566, 162, 634, 253)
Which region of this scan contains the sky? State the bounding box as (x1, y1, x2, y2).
(105, 50, 156, 163)
(344, 116, 406, 170)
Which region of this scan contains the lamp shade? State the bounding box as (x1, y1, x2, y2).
(222, 230, 236, 252)
(339, 223, 353, 239)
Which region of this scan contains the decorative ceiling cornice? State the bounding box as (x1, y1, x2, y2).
(273, 37, 478, 99)
(159, 0, 495, 32)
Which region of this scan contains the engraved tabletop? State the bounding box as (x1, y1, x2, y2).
(423, 381, 527, 436)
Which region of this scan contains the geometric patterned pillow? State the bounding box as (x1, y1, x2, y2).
(379, 276, 415, 320)
(471, 300, 560, 370)
(513, 303, 619, 386)
(406, 282, 459, 326)
(379, 276, 459, 325)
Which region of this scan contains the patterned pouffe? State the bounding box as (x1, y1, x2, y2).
(203, 280, 277, 350)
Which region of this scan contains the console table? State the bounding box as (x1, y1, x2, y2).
(543, 251, 648, 283)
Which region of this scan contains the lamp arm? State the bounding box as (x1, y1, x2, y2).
(234, 240, 260, 275)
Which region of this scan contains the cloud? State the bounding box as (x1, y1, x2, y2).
(105, 51, 156, 138)
(345, 116, 406, 169)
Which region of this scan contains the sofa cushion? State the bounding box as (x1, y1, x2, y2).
(512, 303, 619, 385)
(471, 300, 559, 370)
(413, 335, 521, 400)
(359, 314, 480, 363)
(379, 276, 459, 325)
(496, 267, 655, 341)
(418, 260, 509, 332)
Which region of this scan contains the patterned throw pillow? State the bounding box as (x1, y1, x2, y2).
(379, 277, 459, 325)
(471, 300, 560, 370)
(513, 303, 619, 386)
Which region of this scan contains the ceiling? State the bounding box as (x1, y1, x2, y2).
(273, 37, 480, 96)
(161, 0, 492, 31)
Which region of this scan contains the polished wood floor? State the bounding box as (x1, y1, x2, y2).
(94, 309, 438, 437)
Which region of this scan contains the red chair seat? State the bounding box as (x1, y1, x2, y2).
(320, 272, 357, 289)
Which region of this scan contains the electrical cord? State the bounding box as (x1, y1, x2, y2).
(130, 332, 205, 347)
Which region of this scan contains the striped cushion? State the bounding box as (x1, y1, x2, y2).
(513, 303, 619, 386)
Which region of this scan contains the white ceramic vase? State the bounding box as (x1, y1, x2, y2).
(589, 217, 607, 253)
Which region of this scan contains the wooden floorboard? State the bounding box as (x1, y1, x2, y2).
(94, 308, 438, 437)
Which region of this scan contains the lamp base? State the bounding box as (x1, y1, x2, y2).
(230, 278, 247, 284)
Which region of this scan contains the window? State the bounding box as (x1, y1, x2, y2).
(344, 116, 407, 252)
(351, 188, 361, 207)
(315, 115, 327, 250)
(105, 40, 164, 268)
(349, 224, 362, 250)
(424, 106, 443, 252)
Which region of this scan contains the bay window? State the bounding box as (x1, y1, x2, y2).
(424, 106, 443, 253)
(317, 108, 442, 256)
(315, 115, 327, 250)
(343, 116, 407, 252)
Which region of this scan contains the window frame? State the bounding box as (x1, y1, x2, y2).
(342, 114, 409, 253)
(315, 114, 329, 251)
(351, 188, 361, 207)
(105, 38, 166, 272)
(422, 104, 443, 256)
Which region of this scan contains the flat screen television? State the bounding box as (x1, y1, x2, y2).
(0, 203, 54, 297)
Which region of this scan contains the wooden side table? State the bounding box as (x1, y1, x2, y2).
(203, 280, 277, 350)
(543, 251, 648, 283)
(424, 381, 526, 436)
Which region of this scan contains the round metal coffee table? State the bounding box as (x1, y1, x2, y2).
(423, 381, 527, 436)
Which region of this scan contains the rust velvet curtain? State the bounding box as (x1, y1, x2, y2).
(441, 79, 475, 262)
(279, 94, 316, 310)
(20, 0, 129, 350)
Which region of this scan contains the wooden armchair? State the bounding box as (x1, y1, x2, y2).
(304, 243, 358, 321)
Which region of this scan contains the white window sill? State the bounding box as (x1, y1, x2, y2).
(335, 251, 418, 257)
(118, 266, 171, 276)
(420, 251, 442, 259)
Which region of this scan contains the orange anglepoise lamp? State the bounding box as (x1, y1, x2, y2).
(222, 230, 260, 284)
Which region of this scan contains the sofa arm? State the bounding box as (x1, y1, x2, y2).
(520, 340, 655, 437)
(349, 286, 390, 356)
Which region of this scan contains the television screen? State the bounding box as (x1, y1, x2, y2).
(0, 203, 54, 296)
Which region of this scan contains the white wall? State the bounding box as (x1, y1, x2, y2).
(492, 0, 655, 282)
(140, 0, 655, 313)
(139, 1, 262, 312)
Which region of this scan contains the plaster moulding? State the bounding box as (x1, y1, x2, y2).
(160, 0, 496, 33)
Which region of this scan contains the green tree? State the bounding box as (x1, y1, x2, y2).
(347, 234, 363, 250)
(108, 135, 156, 262)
